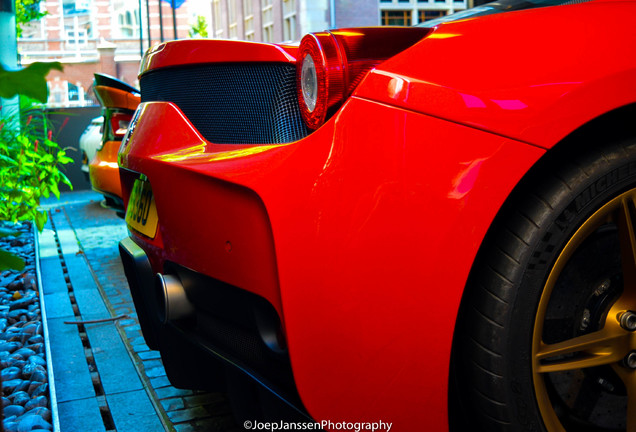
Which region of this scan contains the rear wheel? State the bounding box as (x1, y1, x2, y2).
(457, 138, 636, 431)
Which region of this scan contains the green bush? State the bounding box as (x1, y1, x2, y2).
(0, 61, 68, 270)
(0, 102, 73, 231)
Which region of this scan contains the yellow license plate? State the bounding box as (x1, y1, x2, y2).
(126, 178, 159, 239)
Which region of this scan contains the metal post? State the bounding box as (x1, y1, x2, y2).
(146, 0, 151, 47)
(138, 0, 143, 57)
(159, 0, 164, 42)
(172, 0, 177, 40)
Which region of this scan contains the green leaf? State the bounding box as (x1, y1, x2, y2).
(0, 248, 26, 271)
(0, 154, 18, 166)
(0, 62, 64, 103)
(49, 180, 60, 199)
(60, 172, 72, 189)
(34, 211, 47, 231)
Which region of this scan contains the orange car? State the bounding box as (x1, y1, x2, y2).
(91, 73, 140, 216)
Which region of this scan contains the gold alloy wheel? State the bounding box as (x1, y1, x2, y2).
(533, 188, 636, 431)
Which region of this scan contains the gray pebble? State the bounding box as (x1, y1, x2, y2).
(1, 366, 21, 381)
(13, 380, 30, 393)
(28, 370, 47, 383)
(21, 363, 44, 379)
(8, 310, 28, 320)
(12, 394, 30, 407)
(24, 407, 51, 423)
(0, 341, 20, 353)
(1, 379, 23, 393)
(8, 391, 29, 405)
(9, 297, 36, 312)
(3, 419, 18, 432)
(27, 335, 43, 344)
(24, 396, 47, 411)
(3, 405, 25, 417)
(27, 356, 45, 367)
(21, 323, 39, 336)
(17, 414, 52, 432)
(8, 359, 26, 370)
(13, 348, 34, 359)
(25, 343, 43, 354)
(29, 383, 48, 398)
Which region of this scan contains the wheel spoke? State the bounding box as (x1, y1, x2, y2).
(617, 196, 636, 291)
(536, 326, 629, 373)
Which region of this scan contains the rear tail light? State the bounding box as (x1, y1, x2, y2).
(297, 27, 431, 130)
(110, 112, 132, 139)
(99, 110, 134, 150)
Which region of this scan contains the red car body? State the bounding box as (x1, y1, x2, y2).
(118, 1, 636, 430)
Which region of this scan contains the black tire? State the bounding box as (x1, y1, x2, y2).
(455, 138, 636, 431)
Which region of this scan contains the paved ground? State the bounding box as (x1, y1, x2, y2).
(39, 191, 238, 432)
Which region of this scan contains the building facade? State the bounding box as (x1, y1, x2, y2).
(378, 0, 469, 25)
(205, 0, 379, 44)
(18, 0, 200, 106)
(17, 0, 473, 107)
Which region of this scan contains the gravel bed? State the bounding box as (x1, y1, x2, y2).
(1, 221, 53, 432)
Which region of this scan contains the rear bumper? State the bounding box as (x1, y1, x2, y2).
(89, 140, 123, 200)
(118, 236, 308, 414)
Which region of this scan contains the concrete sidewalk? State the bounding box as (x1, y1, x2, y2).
(38, 192, 236, 432)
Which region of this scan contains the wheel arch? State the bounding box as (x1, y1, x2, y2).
(448, 101, 636, 430)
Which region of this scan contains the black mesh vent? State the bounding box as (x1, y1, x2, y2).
(140, 63, 308, 144)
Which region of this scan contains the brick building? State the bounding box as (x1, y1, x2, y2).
(18, 0, 201, 106)
(17, 0, 472, 108)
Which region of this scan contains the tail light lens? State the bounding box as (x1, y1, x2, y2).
(297, 27, 432, 130)
(100, 110, 134, 150)
(110, 112, 132, 139)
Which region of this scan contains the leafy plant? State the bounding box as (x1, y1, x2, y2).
(16, 0, 48, 38)
(1, 103, 73, 230)
(189, 15, 208, 38)
(0, 61, 68, 270)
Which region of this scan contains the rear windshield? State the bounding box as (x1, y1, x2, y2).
(417, 0, 590, 27)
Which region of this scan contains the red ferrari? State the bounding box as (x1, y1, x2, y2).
(118, 0, 636, 430)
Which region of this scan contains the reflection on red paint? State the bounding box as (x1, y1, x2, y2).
(460, 93, 487, 108)
(492, 99, 528, 110)
(449, 159, 485, 199)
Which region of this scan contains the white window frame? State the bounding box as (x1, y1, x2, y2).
(282, 0, 296, 42)
(262, 0, 273, 43)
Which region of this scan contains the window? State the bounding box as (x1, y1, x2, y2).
(282, 0, 296, 42)
(66, 26, 88, 45)
(418, 9, 446, 21)
(63, 0, 93, 45)
(213, 0, 223, 37)
(228, 0, 238, 39)
(20, 20, 44, 39)
(381, 10, 411, 26)
(117, 9, 139, 37)
(262, 0, 274, 42)
(63, 0, 90, 16)
(67, 82, 80, 102)
(244, 0, 254, 40)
